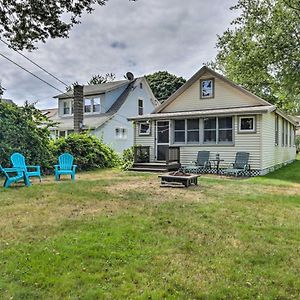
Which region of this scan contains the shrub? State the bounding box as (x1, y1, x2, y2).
(51, 133, 120, 171)
(121, 146, 134, 170)
(0, 101, 54, 170)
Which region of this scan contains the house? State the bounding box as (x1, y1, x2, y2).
(128, 66, 297, 175)
(46, 77, 158, 153)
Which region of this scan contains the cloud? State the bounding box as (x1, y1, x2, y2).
(0, 0, 237, 109)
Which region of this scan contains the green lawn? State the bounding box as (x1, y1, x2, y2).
(0, 161, 300, 299)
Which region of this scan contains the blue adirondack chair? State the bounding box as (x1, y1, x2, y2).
(54, 153, 77, 181)
(0, 164, 31, 188)
(10, 153, 42, 181)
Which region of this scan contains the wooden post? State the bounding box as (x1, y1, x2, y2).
(73, 85, 84, 133)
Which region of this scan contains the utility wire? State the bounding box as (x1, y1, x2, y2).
(0, 52, 65, 94)
(0, 38, 69, 87)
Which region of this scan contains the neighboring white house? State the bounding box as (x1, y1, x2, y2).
(128, 66, 297, 176)
(44, 77, 158, 153)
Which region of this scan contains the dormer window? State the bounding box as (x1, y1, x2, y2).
(200, 78, 214, 99)
(84, 97, 101, 114)
(63, 100, 71, 115)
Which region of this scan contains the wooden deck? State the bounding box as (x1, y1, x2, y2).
(129, 161, 181, 172)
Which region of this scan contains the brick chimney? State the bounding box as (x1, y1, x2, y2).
(73, 85, 84, 133)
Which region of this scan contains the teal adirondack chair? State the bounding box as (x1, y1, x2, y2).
(0, 164, 31, 188)
(225, 152, 250, 176)
(10, 153, 42, 181)
(54, 153, 77, 181)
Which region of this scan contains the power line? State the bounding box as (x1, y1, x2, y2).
(0, 38, 69, 87)
(0, 52, 65, 93)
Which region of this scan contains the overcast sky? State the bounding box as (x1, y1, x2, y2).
(0, 0, 237, 109)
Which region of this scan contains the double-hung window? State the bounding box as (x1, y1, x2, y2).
(187, 119, 200, 143)
(275, 115, 279, 146)
(138, 99, 144, 115)
(63, 101, 71, 115)
(204, 117, 216, 143)
(282, 118, 285, 146)
(85, 97, 101, 113)
(218, 117, 233, 143)
(285, 121, 289, 146)
(174, 120, 185, 143)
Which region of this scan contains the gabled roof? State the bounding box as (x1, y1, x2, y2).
(154, 66, 272, 113)
(41, 108, 58, 118)
(54, 80, 130, 99)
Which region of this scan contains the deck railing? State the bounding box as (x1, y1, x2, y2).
(134, 146, 180, 164)
(166, 147, 180, 165)
(134, 146, 150, 163)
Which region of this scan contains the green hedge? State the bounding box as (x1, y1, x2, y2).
(51, 133, 120, 171)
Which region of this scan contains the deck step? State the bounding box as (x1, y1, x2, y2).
(129, 167, 169, 172)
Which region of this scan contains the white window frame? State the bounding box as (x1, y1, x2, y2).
(62, 100, 72, 116)
(84, 97, 101, 114)
(200, 78, 215, 99)
(115, 127, 127, 140)
(138, 122, 151, 136)
(172, 117, 233, 145)
(238, 116, 256, 133)
(138, 99, 144, 116)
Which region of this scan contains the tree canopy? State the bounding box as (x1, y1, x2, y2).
(66, 73, 115, 91)
(211, 0, 300, 113)
(0, 0, 135, 50)
(0, 101, 54, 169)
(146, 71, 186, 103)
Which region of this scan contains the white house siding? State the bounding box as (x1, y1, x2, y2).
(134, 121, 156, 162)
(177, 115, 262, 169)
(134, 116, 262, 169)
(163, 71, 263, 113)
(261, 112, 296, 171)
(93, 78, 156, 153)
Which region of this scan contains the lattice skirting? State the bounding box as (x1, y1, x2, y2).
(180, 166, 261, 177)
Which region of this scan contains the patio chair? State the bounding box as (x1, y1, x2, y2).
(10, 152, 41, 181)
(182, 151, 211, 173)
(0, 164, 31, 188)
(225, 152, 250, 177)
(54, 153, 77, 181)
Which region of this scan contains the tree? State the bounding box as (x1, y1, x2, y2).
(211, 0, 300, 113)
(146, 71, 186, 103)
(87, 73, 116, 85)
(66, 73, 115, 91)
(0, 0, 135, 50)
(0, 101, 54, 170)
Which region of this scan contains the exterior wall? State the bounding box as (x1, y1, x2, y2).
(93, 79, 156, 153)
(134, 115, 262, 169)
(103, 85, 127, 112)
(261, 112, 296, 170)
(163, 71, 262, 113)
(134, 120, 156, 162)
(174, 115, 262, 169)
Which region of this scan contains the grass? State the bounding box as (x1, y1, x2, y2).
(0, 163, 300, 299)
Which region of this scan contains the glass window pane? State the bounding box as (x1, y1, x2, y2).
(240, 118, 254, 130)
(175, 120, 185, 130)
(204, 130, 216, 143)
(175, 131, 185, 143)
(93, 98, 100, 112)
(204, 118, 216, 129)
(187, 131, 199, 143)
(63, 101, 70, 114)
(85, 99, 92, 113)
(219, 117, 232, 129)
(187, 119, 199, 130)
(157, 122, 169, 143)
(140, 123, 150, 134)
(201, 80, 213, 97)
(219, 129, 232, 143)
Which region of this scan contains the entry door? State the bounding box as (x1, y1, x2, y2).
(156, 121, 169, 161)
